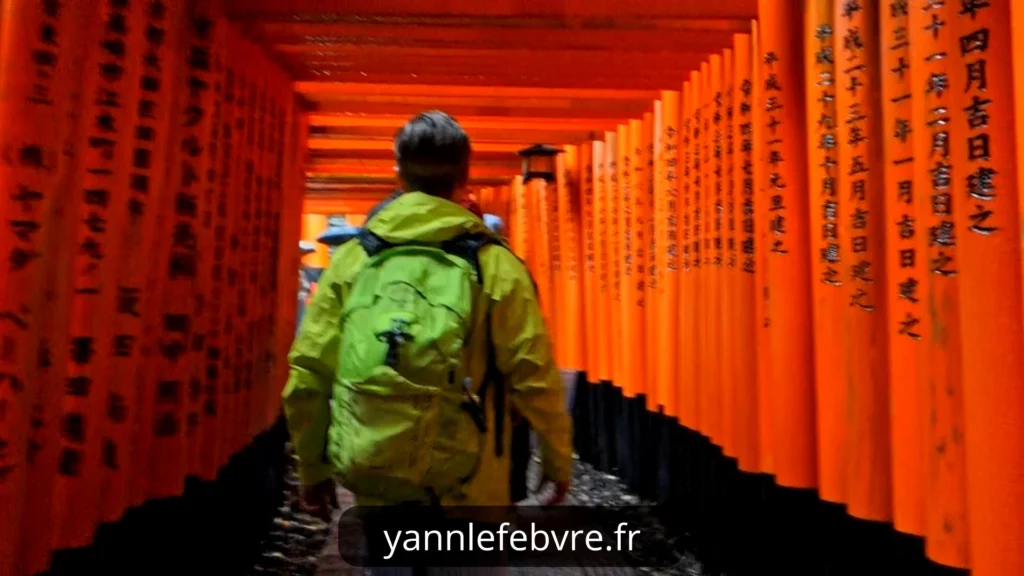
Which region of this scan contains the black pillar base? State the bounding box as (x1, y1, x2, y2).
(45, 416, 289, 576)
(570, 381, 971, 576)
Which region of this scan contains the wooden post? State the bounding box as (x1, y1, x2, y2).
(950, 3, 1024, 575)
(757, 0, 817, 489)
(909, 0, 969, 567)
(881, 0, 926, 538)
(659, 90, 681, 419)
(803, 0, 847, 506)
(731, 32, 759, 473)
(834, 0, 893, 523)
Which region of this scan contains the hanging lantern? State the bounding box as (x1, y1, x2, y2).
(518, 144, 563, 183)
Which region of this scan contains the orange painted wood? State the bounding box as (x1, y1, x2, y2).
(308, 139, 524, 154)
(659, 90, 681, 418)
(580, 142, 599, 380)
(558, 146, 584, 371)
(52, 0, 158, 549)
(751, 18, 774, 476)
(1, 1, 90, 570)
(705, 54, 724, 446)
(645, 108, 660, 412)
(758, 0, 816, 488)
(96, 0, 189, 522)
(834, 0, 893, 523)
(949, 4, 1024, 575)
(295, 82, 661, 101)
(201, 48, 242, 480)
(720, 47, 737, 458)
(880, 0, 926, 538)
(621, 119, 646, 399)
(908, 0, 970, 567)
(186, 3, 227, 480)
(612, 126, 626, 390)
(695, 63, 710, 436)
(144, 2, 219, 501)
(303, 198, 387, 216)
(261, 23, 741, 55)
(680, 73, 700, 431)
(223, 0, 760, 20)
(307, 114, 624, 132)
(730, 32, 759, 473)
(594, 140, 613, 382)
(549, 156, 565, 367)
(803, 0, 847, 506)
(534, 178, 555, 331)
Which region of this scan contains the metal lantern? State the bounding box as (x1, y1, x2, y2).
(517, 143, 562, 183)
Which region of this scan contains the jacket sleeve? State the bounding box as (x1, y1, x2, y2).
(488, 252, 573, 485)
(281, 256, 346, 486)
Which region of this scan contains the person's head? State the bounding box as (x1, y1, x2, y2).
(394, 110, 471, 199)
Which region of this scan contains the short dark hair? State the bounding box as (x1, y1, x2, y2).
(394, 110, 471, 198)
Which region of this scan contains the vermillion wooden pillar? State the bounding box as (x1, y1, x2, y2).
(644, 110, 659, 411)
(617, 124, 632, 393)
(692, 66, 708, 434)
(594, 141, 612, 383)
(580, 142, 599, 382)
(557, 145, 583, 371)
(751, 20, 775, 475)
(803, 0, 846, 506)
(56, 0, 181, 549)
(510, 176, 528, 261)
(607, 130, 623, 389)
(720, 48, 737, 458)
(731, 32, 759, 473)
(680, 77, 698, 430)
(0, 1, 89, 570)
(909, 0, 969, 567)
(533, 178, 555, 331)
(624, 119, 647, 400)
(834, 0, 892, 523)
(632, 116, 650, 403)
(659, 90, 681, 418)
(757, 0, 817, 489)
(881, 0, 926, 538)
(705, 55, 723, 446)
(950, 4, 1024, 575)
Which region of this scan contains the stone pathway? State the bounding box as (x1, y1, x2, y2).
(252, 446, 706, 576)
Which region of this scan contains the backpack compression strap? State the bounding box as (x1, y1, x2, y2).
(355, 228, 507, 458)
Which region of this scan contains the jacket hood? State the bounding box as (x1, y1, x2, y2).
(365, 191, 501, 244)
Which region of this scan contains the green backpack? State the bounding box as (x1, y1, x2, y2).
(329, 228, 507, 504)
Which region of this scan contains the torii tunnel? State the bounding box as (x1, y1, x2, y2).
(2, 0, 1024, 575)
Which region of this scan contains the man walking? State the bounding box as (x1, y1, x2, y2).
(281, 111, 572, 569)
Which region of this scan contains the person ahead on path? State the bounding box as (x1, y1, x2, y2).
(281, 110, 572, 521)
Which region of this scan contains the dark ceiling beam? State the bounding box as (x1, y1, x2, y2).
(223, 0, 757, 20)
(250, 24, 738, 53)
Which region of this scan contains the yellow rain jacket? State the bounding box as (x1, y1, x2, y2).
(281, 191, 573, 507)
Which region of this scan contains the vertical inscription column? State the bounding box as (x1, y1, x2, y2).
(731, 33, 759, 473)
(909, 0, 969, 567)
(804, 0, 847, 508)
(834, 0, 893, 523)
(660, 90, 680, 418)
(757, 0, 817, 488)
(882, 0, 926, 538)
(55, 0, 140, 549)
(951, 4, 1024, 575)
(680, 78, 697, 429)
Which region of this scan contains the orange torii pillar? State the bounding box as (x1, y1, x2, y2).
(910, 1, 971, 569)
(757, 0, 818, 493)
(951, 4, 1024, 576)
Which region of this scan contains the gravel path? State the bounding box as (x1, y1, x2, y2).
(251, 446, 707, 576)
